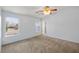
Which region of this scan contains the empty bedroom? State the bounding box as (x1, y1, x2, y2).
(0, 6, 79, 53)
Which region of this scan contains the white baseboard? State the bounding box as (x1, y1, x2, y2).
(2, 33, 41, 45)
(44, 34, 79, 44)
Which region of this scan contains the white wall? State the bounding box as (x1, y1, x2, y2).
(44, 6, 79, 43)
(2, 11, 41, 45)
(0, 8, 1, 52)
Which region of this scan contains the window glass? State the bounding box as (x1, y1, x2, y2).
(5, 16, 19, 37)
(35, 22, 41, 32)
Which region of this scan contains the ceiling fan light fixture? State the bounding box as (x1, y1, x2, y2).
(36, 6, 57, 15)
(43, 6, 51, 15)
(43, 10, 51, 15)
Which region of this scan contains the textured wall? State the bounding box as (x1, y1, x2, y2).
(44, 6, 79, 43)
(2, 11, 41, 45)
(0, 8, 1, 52)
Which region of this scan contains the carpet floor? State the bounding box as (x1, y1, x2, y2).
(2, 35, 79, 53)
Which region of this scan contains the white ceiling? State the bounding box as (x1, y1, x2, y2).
(1, 6, 62, 18)
(1, 6, 79, 18)
(1, 6, 47, 18)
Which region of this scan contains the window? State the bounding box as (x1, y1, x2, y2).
(35, 22, 41, 32)
(5, 16, 19, 37)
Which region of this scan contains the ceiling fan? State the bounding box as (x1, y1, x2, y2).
(36, 6, 57, 15)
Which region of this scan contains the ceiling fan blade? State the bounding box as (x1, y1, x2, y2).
(51, 9, 57, 11)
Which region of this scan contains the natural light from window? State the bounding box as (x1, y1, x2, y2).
(5, 17, 19, 37)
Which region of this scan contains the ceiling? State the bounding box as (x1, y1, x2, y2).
(1, 6, 46, 18)
(1, 6, 61, 18)
(1, 6, 79, 18)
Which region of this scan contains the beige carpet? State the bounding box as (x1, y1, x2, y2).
(2, 35, 79, 53)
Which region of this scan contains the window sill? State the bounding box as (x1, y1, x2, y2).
(5, 33, 18, 37)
